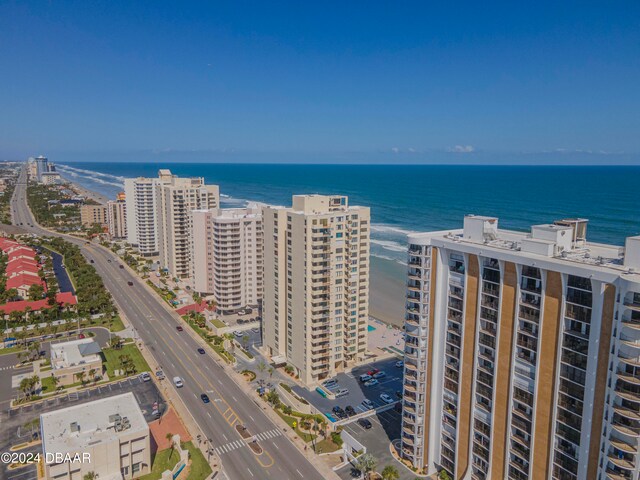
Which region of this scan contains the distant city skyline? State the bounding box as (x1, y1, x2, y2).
(1, 2, 639, 164)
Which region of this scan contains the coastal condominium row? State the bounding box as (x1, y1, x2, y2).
(400, 214, 640, 480)
(124, 169, 219, 277)
(123, 172, 371, 386)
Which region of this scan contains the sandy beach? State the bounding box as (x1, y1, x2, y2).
(62, 176, 110, 204)
(369, 256, 407, 328)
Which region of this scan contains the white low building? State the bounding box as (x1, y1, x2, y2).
(50, 338, 103, 386)
(41, 392, 151, 480)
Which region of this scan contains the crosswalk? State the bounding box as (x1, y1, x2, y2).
(0, 365, 16, 371)
(213, 428, 282, 455)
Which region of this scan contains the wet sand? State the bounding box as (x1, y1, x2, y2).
(61, 176, 110, 204)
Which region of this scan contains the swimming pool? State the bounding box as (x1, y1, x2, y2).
(368, 325, 377, 332)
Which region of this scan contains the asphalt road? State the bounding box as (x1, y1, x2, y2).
(10, 167, 327, 480)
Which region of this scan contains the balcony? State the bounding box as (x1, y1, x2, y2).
(618, 371, 640, 386)
(614, 406, 640, 421)
(610, 437, 638, 454)
(607, 453, 635, 471)
(606, 468, 633, 480)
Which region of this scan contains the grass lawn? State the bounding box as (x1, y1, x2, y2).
(211, 318, 225, 328)
(314, 438, 342, 454)
(107, 315, 125, 332)
(275, 409, 317, 442)
(102, 343, 150, 378)
(183, 441, 212, 480)
(138, 447, 180, 480)
(0, 346, 25, 356)
(40, 376, 57, 393)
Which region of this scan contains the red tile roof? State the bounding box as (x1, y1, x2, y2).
(176, 300, 214, 315)
(6, 273, 46, 290)
(0, 292, 77, 315)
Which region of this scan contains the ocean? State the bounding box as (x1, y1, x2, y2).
(56, 162, 640, 325)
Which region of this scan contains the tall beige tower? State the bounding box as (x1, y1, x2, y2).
(263, 195, 370, 386)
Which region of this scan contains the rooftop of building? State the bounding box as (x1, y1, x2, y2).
(50, 337, 102, 370)
(266, 194, 369, 216)
(408, 215, 640, 278)
(0, 292, 77, 315)
(41, 392, 148, 455)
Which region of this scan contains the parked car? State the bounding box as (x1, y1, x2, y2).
(395, 390, 403, 399)
(251, 327, 260, 333)
(380, 393, 394, 404)
(367, 368, 380, 376)
(119, 265, 124, 269)
(200, 393, 210, 404)
(395, 360, 404, 368)
(332, 406, 346, 418)
(197, 347, 206, 354)
(139, 372, 151, 382)
(345, 405, 356, 416)
(359, 374, 372, 383)
(90, 259, 94, 263)
(323, 379, 338, 387)
(173, 376, 184, 388)
(373, 371, 386, 379)
(394, 402, 402, 413)
(335, 388, 349, 398)
(358, 418, 372, 429)
(176, 326, 184, 332)
(233, 330, 243, 337)
(364, 379, 379, 387)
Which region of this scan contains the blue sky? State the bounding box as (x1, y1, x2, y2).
(1, 1, 639, 164)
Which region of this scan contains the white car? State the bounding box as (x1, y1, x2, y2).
(395, 360, 404, 368)
(139, 372, 151, 382)
(359, 374, 372, 383)
(380, 393, 394, 404)
(364, 379, 378, 387)
(173, 376, 184, 388)
(233, 330, 243, 337)
(373, 371, 386, 379)
(361, 399, 374, 410)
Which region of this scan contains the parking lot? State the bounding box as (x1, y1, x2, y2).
(292, 357, 404, 419)
(0, 376, 165, 480)
(336, 407, 415, 480)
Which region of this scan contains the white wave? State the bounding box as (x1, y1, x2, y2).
(370, 224, 417, 236)
(369, 252, 409, 266)
(58, 164, 125, 182)
(370, 239, 407, 253)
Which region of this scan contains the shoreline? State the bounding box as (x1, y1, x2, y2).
(62, 176, 409, 327)
(62, 176, 110, 205)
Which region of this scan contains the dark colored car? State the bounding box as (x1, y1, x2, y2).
(394, 402, 402, 413)
(127, 281, 134, 286)
(367, 368, 380, 376)
(200, 394, 210, 404)
(332, 406, 346, 418)
(357, 418, 372, 429)
(197, 348, 206, 354)
(345, 405, 356, 416)
(176, 326, 184, 332)
(90, 259, 94, 263)
(395, 390, 403, 399)
(119, 265, 125, 269)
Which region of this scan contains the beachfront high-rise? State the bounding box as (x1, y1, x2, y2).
(399, 214, 640, 480)
(263, 195, 370, 386)
(107, 192, 127, 239)
(191, 205, 263, 312)
(124, 170, 219, 275)
(156, 170, 219, 277)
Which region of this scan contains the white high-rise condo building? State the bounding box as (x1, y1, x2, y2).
(191, 204, 264, 312)
(263, 195, 370, 386)
(34, 155, 49, 181)
(156, 171, 219, 277)
(124, 170, 219, 275)
(399, 214, 640, 480)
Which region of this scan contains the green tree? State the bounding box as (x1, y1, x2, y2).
(438, 470, 452, 480)
(28, 284, 44, 301)
(381, 465, 399, 480)
(257, 361, 266, 374)
(83, 471, 98, 480)
(354, 453, 377, 479)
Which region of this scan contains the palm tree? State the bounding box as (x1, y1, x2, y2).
(83, 471, 98, 480)
(268, 367, 274, 379)
(88, 368, 97, 384)
(51, 374, 61, 391)
(381, 465, 399, 480)
(165, 432, 175, 456)
(354, 453, 377, 480)
(257, 361, 266, 374)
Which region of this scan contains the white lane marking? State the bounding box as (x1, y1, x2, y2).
(247, 469, 254, 477)
(207, 412, 212, 418)
(222, 433, 228, 441)
(296, 469, 303, 477)
(249, 415, 255, 422)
